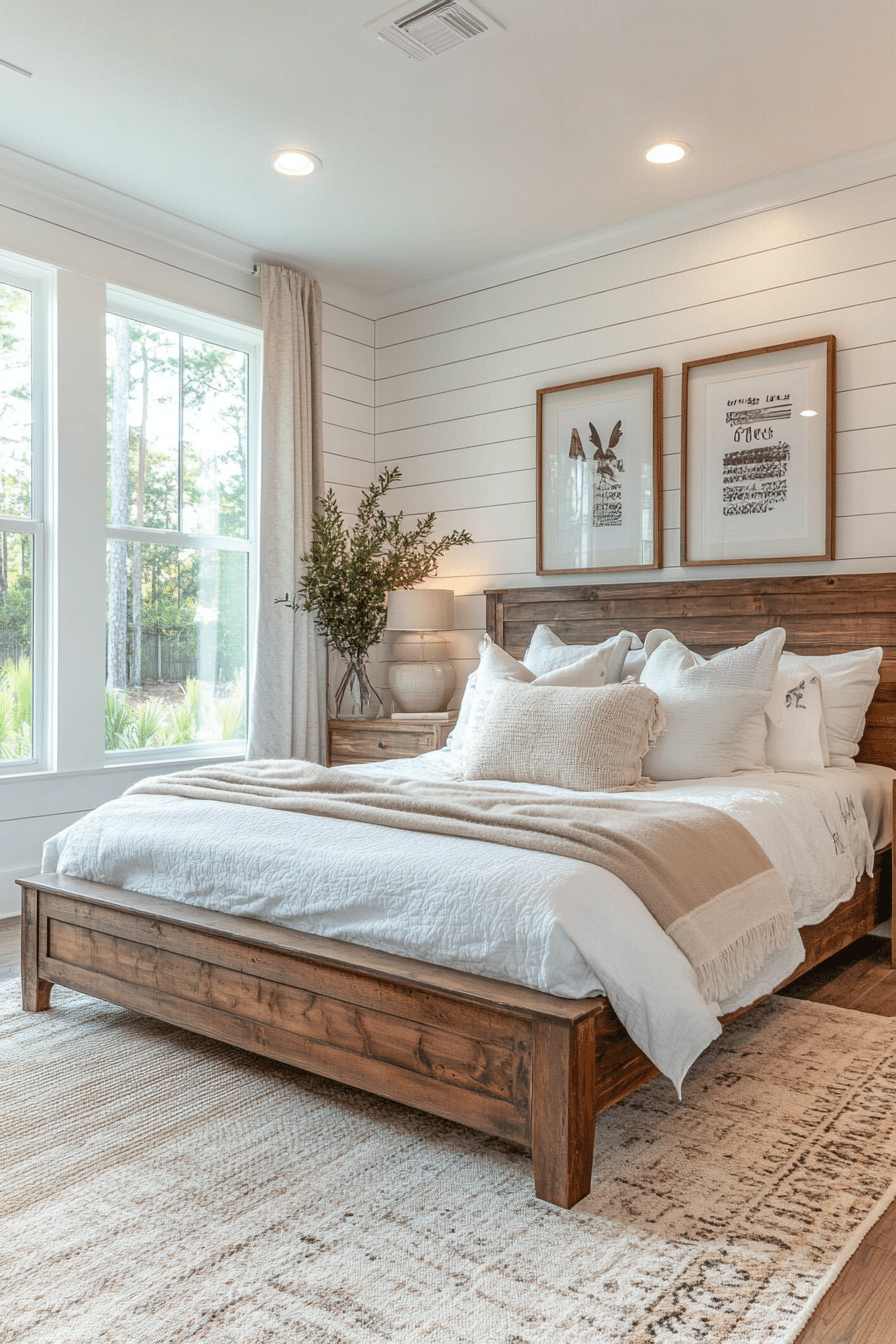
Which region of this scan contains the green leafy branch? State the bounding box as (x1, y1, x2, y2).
(278, 466, 472, 661)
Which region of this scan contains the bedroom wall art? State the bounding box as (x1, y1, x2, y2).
(681, 335, 836, 565)
(536, 367, 664, 574)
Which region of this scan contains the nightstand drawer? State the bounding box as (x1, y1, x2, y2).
(327, 718, 455, 766)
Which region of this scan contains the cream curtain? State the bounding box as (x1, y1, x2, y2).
(246, 264, 327, 762)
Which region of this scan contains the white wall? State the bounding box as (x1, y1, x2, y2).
(0, 171, 375, 916)
(371, 149, 896, 701)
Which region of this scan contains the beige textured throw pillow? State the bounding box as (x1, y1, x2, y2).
(463, 679, 665, 792)
(461, 635, 617, 753)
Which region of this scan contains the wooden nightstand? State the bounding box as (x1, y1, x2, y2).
(327, 716, 457, 767)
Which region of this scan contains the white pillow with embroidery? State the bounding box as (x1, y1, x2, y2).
(641, 627, 785, 780)
(764, 653, 829, 772)
(523, 625, 637, 684)
(789, 647, 882, 768)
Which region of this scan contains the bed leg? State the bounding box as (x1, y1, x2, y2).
(530, 1016, 598, 1208)
(21, 887, 52, 1012)
(891, 812, 896, 969)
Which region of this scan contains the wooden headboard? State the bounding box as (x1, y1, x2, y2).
(485, 574, 896, 769)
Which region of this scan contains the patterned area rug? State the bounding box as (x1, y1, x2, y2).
(2, 982, 896, 1344)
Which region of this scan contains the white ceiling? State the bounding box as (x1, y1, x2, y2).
(1, 0, 895, 295)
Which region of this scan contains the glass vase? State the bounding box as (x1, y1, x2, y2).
(333, 656, 383, 720)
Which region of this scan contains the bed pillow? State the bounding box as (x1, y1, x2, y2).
(463, 679, 665, 791)
(790, 647, 882, 768)
(444, 670, 478, 754)
(456, 635, 616, 754)
(764, 653, 829, 772)
(623, 628, 677, 680)
(640, 627, 785, 780)
(523, 624, 637, 684)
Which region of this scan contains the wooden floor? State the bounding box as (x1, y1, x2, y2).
(1, 915, 895, 1341)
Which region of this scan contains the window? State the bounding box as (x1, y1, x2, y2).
(104, 297, 257, 755)
(0, 262, 48, 767)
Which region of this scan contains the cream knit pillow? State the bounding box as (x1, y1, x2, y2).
(459, 635, 618, 754)
(463, 680, 665, 792)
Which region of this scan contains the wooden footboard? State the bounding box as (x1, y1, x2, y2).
(18, 873, 658, 1209)
(19, 853, 890, 1209)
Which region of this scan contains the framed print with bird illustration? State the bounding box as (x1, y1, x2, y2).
(681, 335, 836, 565)
(536, 367, 663, 574)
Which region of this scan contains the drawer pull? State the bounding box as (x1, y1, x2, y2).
(378, 741, 385, 750)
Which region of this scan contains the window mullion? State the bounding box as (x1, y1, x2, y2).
(177, 332, 184, 534)
(105, 524, 250, 552)
(0, 516, 39, 535)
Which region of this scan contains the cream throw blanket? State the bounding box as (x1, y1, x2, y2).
(127, 761, 797, 1004)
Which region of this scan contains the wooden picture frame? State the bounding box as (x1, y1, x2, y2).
(536, 368, 663, 575)
(681, 335, 836, 566)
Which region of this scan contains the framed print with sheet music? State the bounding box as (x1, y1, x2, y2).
(536, 367, 663, 575)
(681, 336, 836, 565)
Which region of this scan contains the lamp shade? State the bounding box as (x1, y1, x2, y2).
(385, 588, 454, 632)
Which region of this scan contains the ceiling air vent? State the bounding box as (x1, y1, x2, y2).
(365, 0, 503, 62)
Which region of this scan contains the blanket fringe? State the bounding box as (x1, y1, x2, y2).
(693, 908, 796, 1003)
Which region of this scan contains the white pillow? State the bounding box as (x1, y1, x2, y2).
(523, 625, 636, 684)
(789, 647, 882, 768)
(623, 628, 677, 681)
(463, 679, 664, 792)
(764, 653, 829, 772)
(641, 627, 785, 780)
(445, 670, 478, 754)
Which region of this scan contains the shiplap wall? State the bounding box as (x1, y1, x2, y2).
(372, 170, 896, 703)
(323, 301, 375, 514)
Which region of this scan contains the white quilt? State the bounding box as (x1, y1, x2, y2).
(43, 753, 893, 1093)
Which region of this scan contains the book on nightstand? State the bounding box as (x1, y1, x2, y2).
(390, 711, 456, 721)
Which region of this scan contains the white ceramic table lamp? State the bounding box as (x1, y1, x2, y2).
(386, 589, 456, 714)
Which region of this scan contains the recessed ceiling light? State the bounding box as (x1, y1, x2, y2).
(272, 150, 321, 177)
(800, 409, 818, 417)
(645, 141, 690, 165)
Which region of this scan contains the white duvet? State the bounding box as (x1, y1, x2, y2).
(43, 752, 894, 1092)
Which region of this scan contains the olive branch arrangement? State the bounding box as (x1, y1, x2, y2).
(277, 466, 472, 663)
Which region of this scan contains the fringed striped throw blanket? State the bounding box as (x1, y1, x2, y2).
(127, 761, 796, 1005)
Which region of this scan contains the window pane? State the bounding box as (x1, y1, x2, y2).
(105, 540, 247, 750)
(106, 315, 179, 531)
(0, 530, 32, 760)
(182, 337, 248, 538)
(0, 282, 32, 518)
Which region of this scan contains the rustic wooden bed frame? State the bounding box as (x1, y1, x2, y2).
(19, 573, 896, 1209)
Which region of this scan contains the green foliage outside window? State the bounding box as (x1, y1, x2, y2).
(105, 314, 250, 748)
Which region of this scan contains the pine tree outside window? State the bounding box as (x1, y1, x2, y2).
(104, 294, 258, 756)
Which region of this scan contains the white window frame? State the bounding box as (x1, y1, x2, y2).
(103, 287, 260, 765)
(0, 251, 54, 776)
